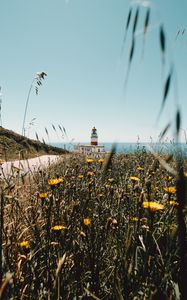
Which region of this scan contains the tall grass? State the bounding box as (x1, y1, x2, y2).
(0, 149, 186, 299)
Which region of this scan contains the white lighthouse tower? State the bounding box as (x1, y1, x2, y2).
(91, 126, 98, 146)
(74, 127, 105, 157)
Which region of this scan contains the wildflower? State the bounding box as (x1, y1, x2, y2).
(137, 166, 144, 171)
(131, 217, 139, 222)
(130, 176, 140, 181)
(83, 218, 91, 226)
(51, 225, 66, 231)
(39, 192, 47, 199)
(86, 158, 93, 164)
(48, 178, 63, 186)
(98, 193, 104, 197)
(20, 241, 30, 249)
(164, 187, 176, 194)
(87, 171, 94, 177)
(165, 176, 173, 181)
(143, 201, 164, 212)
(169, 200, 179, 206)
(78, 174, 84, 179)
(98, 158, 104, 164)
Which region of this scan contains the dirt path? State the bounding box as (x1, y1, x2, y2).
(0, 155, 61, 178)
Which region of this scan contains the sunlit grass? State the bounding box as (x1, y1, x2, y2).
(0, 149, 186, 299)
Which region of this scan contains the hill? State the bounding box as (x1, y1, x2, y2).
(0, 126, 68, 161)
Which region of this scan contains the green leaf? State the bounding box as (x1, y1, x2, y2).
(176, 110, 181, 136)
(159, 122, 171, 141)
(129, 37, 135, 63)
(144, 8, 150, 35)
(126, 7, 132, 31)
(160, 25, 165, 54)
(133, 7, 139, 35)
(163, 72, 172, 102)
(156, 67, 173, 121)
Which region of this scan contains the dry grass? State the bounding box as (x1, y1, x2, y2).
(0, 149, 186, 299)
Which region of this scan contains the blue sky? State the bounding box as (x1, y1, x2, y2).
(0, 0, 187, 143)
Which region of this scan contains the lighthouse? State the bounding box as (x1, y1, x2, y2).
(74, 127, 105, 157)
(91, 127, 98, 146)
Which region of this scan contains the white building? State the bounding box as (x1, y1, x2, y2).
(74, 127, 105, 157)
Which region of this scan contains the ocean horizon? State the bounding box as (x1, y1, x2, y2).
(51, 142, 187, 155)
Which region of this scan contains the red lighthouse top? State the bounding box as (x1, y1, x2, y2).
(91, 127, 98, 145)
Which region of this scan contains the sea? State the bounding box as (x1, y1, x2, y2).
(52, 142, 187, 156)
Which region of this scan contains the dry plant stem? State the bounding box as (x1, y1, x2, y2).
(22, 78, 34, 136)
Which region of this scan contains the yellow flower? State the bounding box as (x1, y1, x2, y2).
(83, 218, 91, 226)
(137, 166, 144, 171)
(51, 225, 66, 231)
(20, 241, 30, 249)
(87, 171, 94, 177)
(130, 176, 140, 181)
(86, 158, 93, 164)
(98, 158, 104, 164)
(98, 193, 104, 197)
(143, 201, 164, 212)
(131, 217, 139, 221)
(39, 192, 47, 199)
(78, 174, 84, 179)
(164, 187, 176, 194)
(164, 176, 173, 181)
(48, 178, 63, 186)
(169, 201, 179, 206)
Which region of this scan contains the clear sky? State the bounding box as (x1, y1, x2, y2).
(0, 0, 187, 143)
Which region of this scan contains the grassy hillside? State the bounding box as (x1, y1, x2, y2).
(0, 126, 68, 160)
